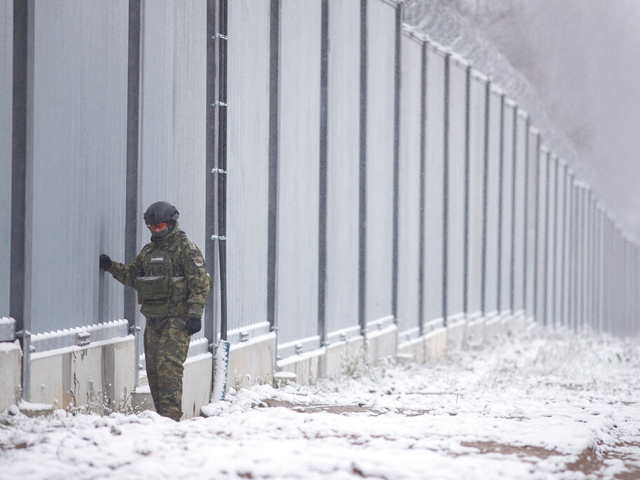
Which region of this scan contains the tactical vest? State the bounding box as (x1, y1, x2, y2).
(134, 236, 189, 319)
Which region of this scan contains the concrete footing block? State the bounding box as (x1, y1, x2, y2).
(278, 348, 323, 385)
(0, 342, 22, 412)
(397, 336, 426, 364)
(367, 325, 398, 364)
(446, 320, 466, 351)
(425, 328, 447, 362)
(227, 333, 276, 390)
(322, 336, 365, 378)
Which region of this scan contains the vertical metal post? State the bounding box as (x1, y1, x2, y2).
(522, 119, 530, 315)
(125, 0, 141, 333)
(126, 0, 142, 386)
(391, 2, 402, 322)
(441, 53, 450, 327)
(317, 0, 329, 345)
(547, 157, 560, 327)
(11, 0, 32, 401)
(560, 165, 568, 327)
(358, 0, 368, 338)
(532, 135, 541, 322)
(480, 80, 491, 317)
(542, 151, 550, 327)
(463, 66, 471, 316)
(509, 107, 518, 314)
(417, 41, 427, 336)
(205, 0, 218, 347)
(267, 0, 281, 335)
(216, 0, 229, 341)
(567, 175, 575, 331)
(496, 95, 505, 317)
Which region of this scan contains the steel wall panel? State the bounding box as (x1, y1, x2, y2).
(525, 131, 539, 317)
(556, 165, 568, 326)
(325, 0, 361, 337)
(512, 114, 527, 313)
(466, 75, 487, 316)
(499, 103, 515, 315)
(397, 32, 423, 334)
(137, 1, 207, 344)
(424, 47, 445, 323)
(365, 0, 396, 324)
(276, 0, 322, 345)
(0, 0, 12, 316)
(483, 91, 502, 316)
(226, 1, 271, 332)
(544, 156, 557, 325)
(535, 151, 549, 325)
(29, 1, 129, 334)
(446, 62, 466, 320)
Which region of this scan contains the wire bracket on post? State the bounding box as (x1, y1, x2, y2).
(211, 168, 227, 174)
(212, 33, 228, 41)
(211, 101, 227, 108)
(211, 235, 227, 241)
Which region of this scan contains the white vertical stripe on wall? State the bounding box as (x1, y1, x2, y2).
(467, 75, 487, 316)
(447, 61, 467, 321)
(397, 32, 423, 336)
(365, 0, 396, 325)
(424, 47, 445, 324)
(226, 0, 271, 332)
(276, 0, 322, 345)
(325, 0, 361, 338)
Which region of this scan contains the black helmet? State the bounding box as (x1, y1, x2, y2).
(143, 201, 179, 225)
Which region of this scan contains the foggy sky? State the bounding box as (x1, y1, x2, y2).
(454, 0, 640, 239)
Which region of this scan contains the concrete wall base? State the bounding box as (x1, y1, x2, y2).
(484, 315, 503, 340)
(30, 336, 135, 413)
(397, 336, 426, 364)
(277, 348, 323, 385)
(0, 341, 22, 412)
(227, 332, 276, 391)
(446, 320, 466, 351)
(464, 317, 485, 348)
(425, 327, 447, 362)
(367, 325, 397, 364)
(322, 336, 365, 378)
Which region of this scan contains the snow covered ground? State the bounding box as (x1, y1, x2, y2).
(1, 326, 640, 480)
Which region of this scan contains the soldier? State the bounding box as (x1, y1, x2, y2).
(99, 201, 211, 421)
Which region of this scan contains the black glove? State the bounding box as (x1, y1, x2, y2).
(185, 316, 201, 336)
(99, 254, 112, 270)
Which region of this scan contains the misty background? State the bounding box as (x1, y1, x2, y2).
(405, 0, 640, 241)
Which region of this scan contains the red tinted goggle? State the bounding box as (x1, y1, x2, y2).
(147, 222, 168, 232)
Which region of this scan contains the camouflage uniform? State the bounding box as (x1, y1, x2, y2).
(107, 227, 211, 421)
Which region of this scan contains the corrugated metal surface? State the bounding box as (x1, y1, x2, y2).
(226, 0, 271, 332)
(325, 0, 361, 338)
(467, 75, 487, 316)
(555, 163, 567, 325)
(512, 113, 528, 313)
(484, 91, 502, 316)
(525, 130, 539, 317)
(424, 47, 445, 323)
(0, 0, 12, 316)
(276, 0, 322, 346)
(499, 102, 515, 315)
(365, 0, 396, 324)
(446, 61, 467, 320)
(29, 1, 129, 334)
(397, 32, 423, 335)
(535, 150, 549, 324)
(545, 156, 558, 324)
(137, 1, 207, 344)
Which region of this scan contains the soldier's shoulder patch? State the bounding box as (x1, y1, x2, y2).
(192, 257, 205, 268)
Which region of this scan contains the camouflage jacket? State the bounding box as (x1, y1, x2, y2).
(108, 228, 211, 319)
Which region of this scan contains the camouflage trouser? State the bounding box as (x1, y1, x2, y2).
(144, 316, 191, 421)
